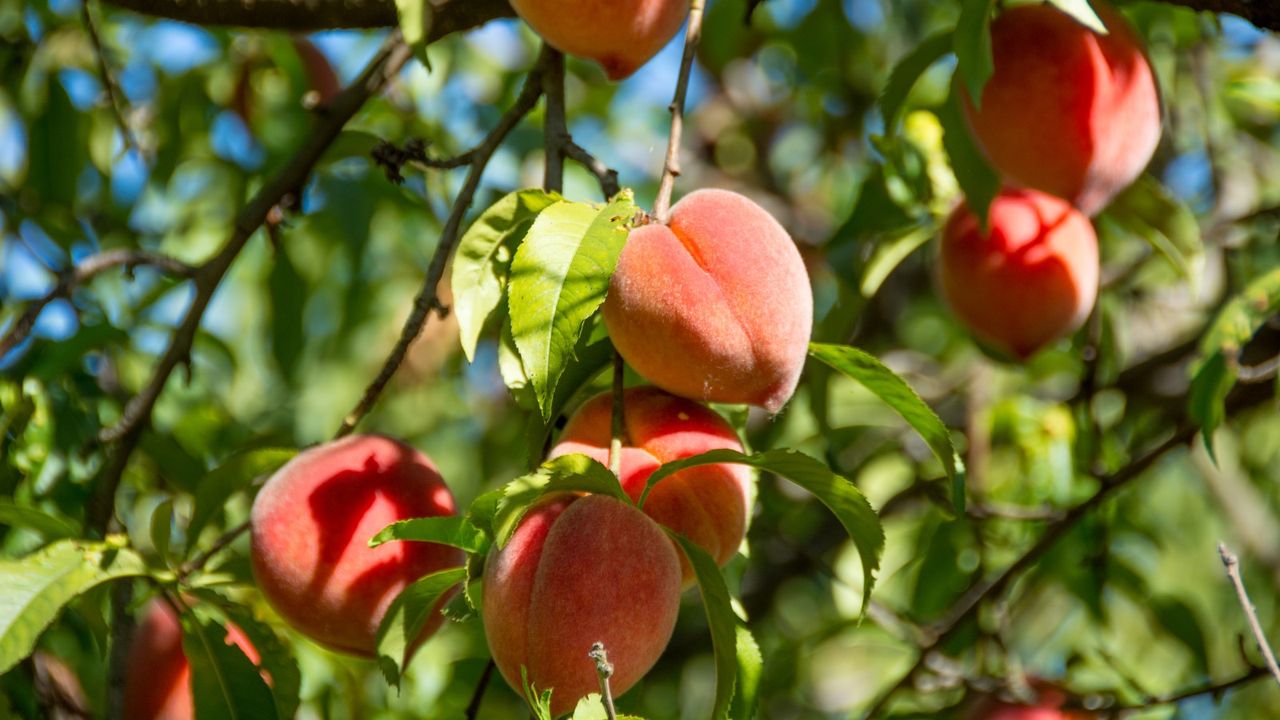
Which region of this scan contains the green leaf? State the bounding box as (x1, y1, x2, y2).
(453, 189, 562, 361)
(1188, 353, 1232, 461)
(731, 625, 763, 720)
(1104, 176, 1203, 278)
(809, 343, 964, 511)
(182, 610, 278, 720)
(939, 83, 1000, 230)
(187, 448, 297, 550)
(642, 449, 883, 614)
(520, 328, 614, 468)
(522, 666, 555, 720)
(268, 246, 306, 385)
(492, 454, 629, 547)
(1150, 596, 1209, 677)
(508, 192, 636, 419)
(1048, 0, 1106, 32)
(571, 694, 646, 719)
(395, 0, 434, 47)
(0, 502, 76, 540)
(374, 567, 466, 686)
(880, 31, 954, 136)
(0, 538, 148, 674)
(212, 600, 303, 720)
(954, 0, 996, 107)
(368, 516, 488, 554)
(149, 499, 174, 562)
(668, 532, 741, 720)
(859, 224, 935, 298)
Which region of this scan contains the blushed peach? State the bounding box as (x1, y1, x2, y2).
(604, 189, 813, 412)
(510, 0, 689, 80)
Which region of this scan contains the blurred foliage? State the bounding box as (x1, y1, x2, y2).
(0, 0, 1279, 717)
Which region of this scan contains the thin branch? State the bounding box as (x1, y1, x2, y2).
(589, 642, 618, 720)
(1, 250, 195, 358)
(608, 351, 626, 477)
(563, 139, 621, 200)
(653, 0, 706, 222)
(1218, 543, 1280, 687)
(1107, 666, 1272, 711)
(102, 0, 513, 32)
(464, 659, 495, 720)
(335, 61, 544, 438)
(542, 47, 566, 195)
(1235, 353, 1280, 384)
(177, 519, 249, 579)
(81, 0, 139, 155)
(89, 32, 415, 533)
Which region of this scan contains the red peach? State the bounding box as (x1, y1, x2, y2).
(482, 493, 681, 717)
(603, 189, 813, 412)
(122, 600, 260, 720)
(549, 386, 752, 585)
(250, 434, 462, 657)
(967, 683, 1093, 720)
(510, 0, 689, 80)
(962, 2, 1161, 215)
(938, 189, 1099, 360)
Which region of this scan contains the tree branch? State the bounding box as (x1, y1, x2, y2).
(102, 0, 513, 32)
(1218, 543, 1280, 688)
(1106, 665, 1272, 711)
(82, 0, 139, 155)
(542, 47, 566, 195)
(89, 32, 414, 534)
(335, 58, 544, 437)
(1, 250, 195, 359)
(653, 0, 705, 222)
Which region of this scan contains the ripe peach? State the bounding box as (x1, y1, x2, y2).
(483, 493, 681, 717)
(123, 600, 260, 720)
(510, 0, 688, 80)
(250, 434, 462, 657)
(603, 189, 813, 412)
(962, 2, 1161, 215)
(549, 386, 752, 585)
(938, 189, 1099, 360)
(967, 683, 1092, 720)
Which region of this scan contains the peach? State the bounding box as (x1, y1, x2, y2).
(123, 600, 260, 720)
(483, 493, 681, 717)
(250, 434, 462, 657)
(967, 683, 1092, 720)
(510, 0, 689, 81)
(603, 189, 813, 412)
(938, 189, 1099, 360)
(962, 2, 1161, 215)
(549, 386, 752, 585)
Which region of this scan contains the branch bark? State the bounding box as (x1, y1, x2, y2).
(653, 0, 705, 223)
(102, 0, 513, 32)
(1219, 543, 1280, 688)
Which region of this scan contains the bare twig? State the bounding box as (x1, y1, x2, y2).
(177, 519, 249, 579)
(81, 0, 139, 155)
(608, 351, 626, 477)
(564, 140, 621, 200)
(589, 642, 618, 720)
(464, 659, 495, 720)
(1107, 665, 1272, 711)
(542, 47, 566, 194)
(102, 0, 514, 33)
(653, 0, 706, 222)
(372, 138, 474, 184)
(1218, 543, 1280, 688)
(1, 250, 194, 358)
(1235, 353, 1280, 384)
(335, 61, 545, 437)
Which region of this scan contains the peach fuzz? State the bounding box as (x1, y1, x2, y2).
(938, 189, 1099, 360)
(603, 189, 813, 413)
(250, 434, 462, 657)
(962, 2, 1161, 216)
(123, 600, 260, 720)
(482, 493, 681, 717)
(549, 386, 752, 585)
(510, 0, 689, 81)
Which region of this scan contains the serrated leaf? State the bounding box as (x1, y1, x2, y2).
(211, 600, 302, 720)
(0, 538, 148, 674)
(149, 499, 174, 562)
(508, 193, 636, 419)
(668, 531, 741, 720)
(881, 31, 954, 136)
(182, 611, 278, 720)
(492, 454, 628, 547)
(0, 502, 76, 540)
(641, 449, 883, 614)
(1048, 0, 1106, 32)
(939, 83, 1000, 230)
(1105, 176, 1202, 278)
(369, 516, 488, 554)
(454, 189, 562, 361)
(809, 343, 964, 512)
(731, 625, 762, 720)
(374, 567, 466, 686)
(187, 448, 297, 551)
(954, 0, 996, 107)
(523, 666, 555, 720)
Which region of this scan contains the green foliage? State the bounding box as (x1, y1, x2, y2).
(373, 567, 467, 686)
(369, 516, 488, 554)
(487, 453, 628, 547)
(181, 607, 277, 720)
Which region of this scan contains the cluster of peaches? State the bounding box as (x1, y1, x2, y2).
(121, 0, 1160, 717)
